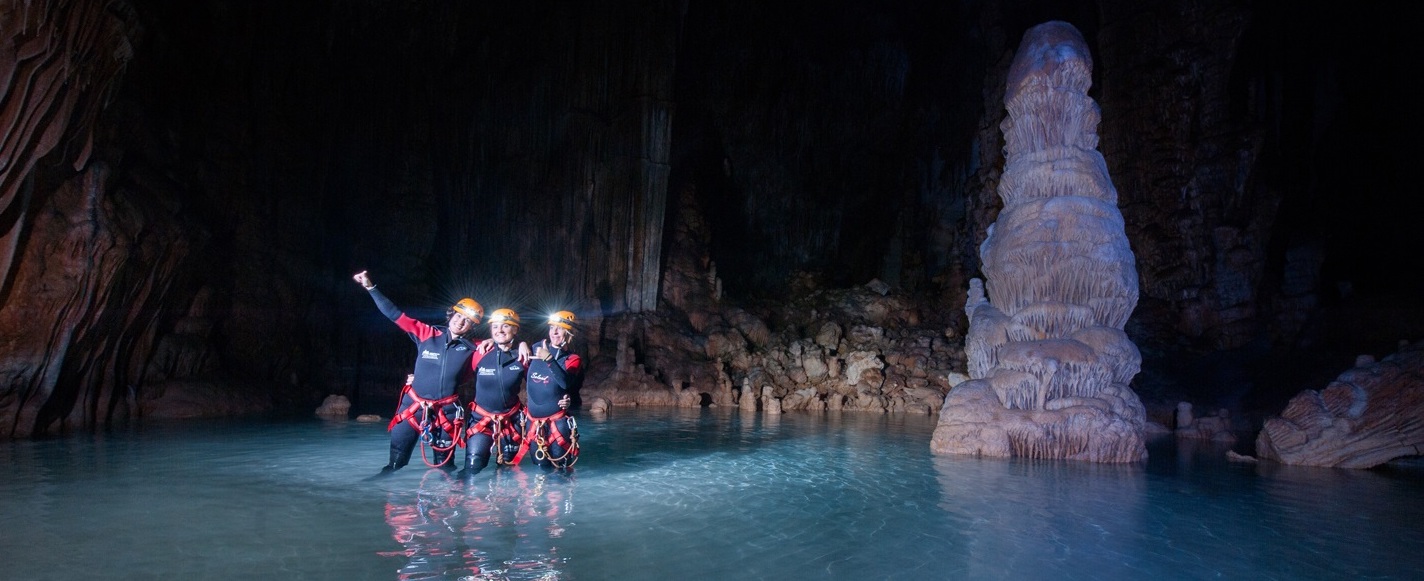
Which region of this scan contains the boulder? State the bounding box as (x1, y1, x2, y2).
(1256, 340, 1424, 468)
(315, 395, 351, 418)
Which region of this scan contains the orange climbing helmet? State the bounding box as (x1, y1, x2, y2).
(547, 310, 576, 331)
(488, 308, 520, 328)
(451, 298, 483, 323)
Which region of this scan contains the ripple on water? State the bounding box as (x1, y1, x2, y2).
(2, 410, 1423, 580)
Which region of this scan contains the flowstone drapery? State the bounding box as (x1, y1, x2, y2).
(931, 21, 1147, 463)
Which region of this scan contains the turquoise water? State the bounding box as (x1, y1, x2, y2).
(1, 407, 1421, 580)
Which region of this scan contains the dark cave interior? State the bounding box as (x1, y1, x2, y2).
(2, 0, 1422, 436)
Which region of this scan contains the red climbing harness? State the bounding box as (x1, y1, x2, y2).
(388, 384, 465, 467)
(467, 402, 527, 465)
(525, 409, 579, 468)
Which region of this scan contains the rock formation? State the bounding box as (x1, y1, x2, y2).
(931, 21, 1147, 463)
(0, 1, 155, 437)
(1173, 402, 1237, 443)
(314, 394, 351, 418)
(1255, 341, 1424, 469)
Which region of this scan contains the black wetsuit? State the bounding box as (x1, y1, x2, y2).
(524, 339, 583, 468)
(462, 345, 527, 474)
(367, 288, 478, 470)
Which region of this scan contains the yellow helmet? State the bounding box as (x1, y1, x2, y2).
(451, 298, 483, 323)
(548, 310, 576, 331)
(488, 308, 520, 328)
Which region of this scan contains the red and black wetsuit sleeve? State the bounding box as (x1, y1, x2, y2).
(367, 287, 440, 342)
(367, 287, 472, 399)
(545, 340, 583, 385)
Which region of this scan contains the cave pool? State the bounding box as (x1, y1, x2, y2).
(3, 407, 1422, 580)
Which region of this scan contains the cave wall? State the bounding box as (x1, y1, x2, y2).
(1, 0, 690, 433)
(1087, 1, 1424, 413)
(671, 0, 986, 297)
(1094, 0, 1267, 352)
(0, 0, 159, 437)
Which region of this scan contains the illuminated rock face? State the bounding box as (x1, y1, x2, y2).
(1256, 342, 1424, 469)
(0, 2, 149, 438)
(932, 21, 1147, 463)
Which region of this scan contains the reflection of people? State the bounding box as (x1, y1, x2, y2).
(455, 471, 576, 578)
(460, 308, 529, 479)
(523, 311, 584, 470)
(379, 470, 576, 579)
(380, 472, 469, 579)
(507, 471, 576, 575)
(354, 270, 482, 476)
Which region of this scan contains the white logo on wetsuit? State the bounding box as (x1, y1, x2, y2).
(478, 367, 496, 376)
(422, 350, 440, 360)
(530, 371, 551, 383)
(506, 364, 522, 372)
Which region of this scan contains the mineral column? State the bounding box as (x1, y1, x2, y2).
(931, 21, 1147, 462)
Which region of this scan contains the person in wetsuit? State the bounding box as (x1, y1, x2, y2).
(459, 308, 529, 479)
(354, 270, 482, 476)
(523, 311, 583, 470)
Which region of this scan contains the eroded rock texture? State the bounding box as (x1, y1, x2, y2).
(931, 21, 1146, 463)
(1255, 341, 1424, 468)
(0, 0, 134, 219)
(0, 1, 172, 437)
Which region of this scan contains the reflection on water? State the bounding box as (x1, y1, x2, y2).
(1, 409, 1422, 580)
(931, 453, 1149, 579)
(382, 470, 574, 580)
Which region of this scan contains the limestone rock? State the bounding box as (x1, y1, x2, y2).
(761, 385, 782, 414)
(315, 395, 352, 418)
(1176, 406, 1237, 443)
(1255, 340, 1424, 469)
(814, 322, 843, 351)
(588, 397, 611, 414)
(842, 351, 885, 387)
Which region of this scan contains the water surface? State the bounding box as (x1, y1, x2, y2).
(2, 408, 1421, 580)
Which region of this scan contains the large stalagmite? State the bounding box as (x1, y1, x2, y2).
(931, 21, 1147, 463)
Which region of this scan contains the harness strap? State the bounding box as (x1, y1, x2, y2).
(526, 409, 579, 467)
(387, 385, 462, 432)
(525, 409, 571, 449)
(387, 385, 467, 468)
(467, 402, 527, 464)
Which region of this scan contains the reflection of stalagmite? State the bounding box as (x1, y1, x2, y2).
(932, 21, 1147, 463)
